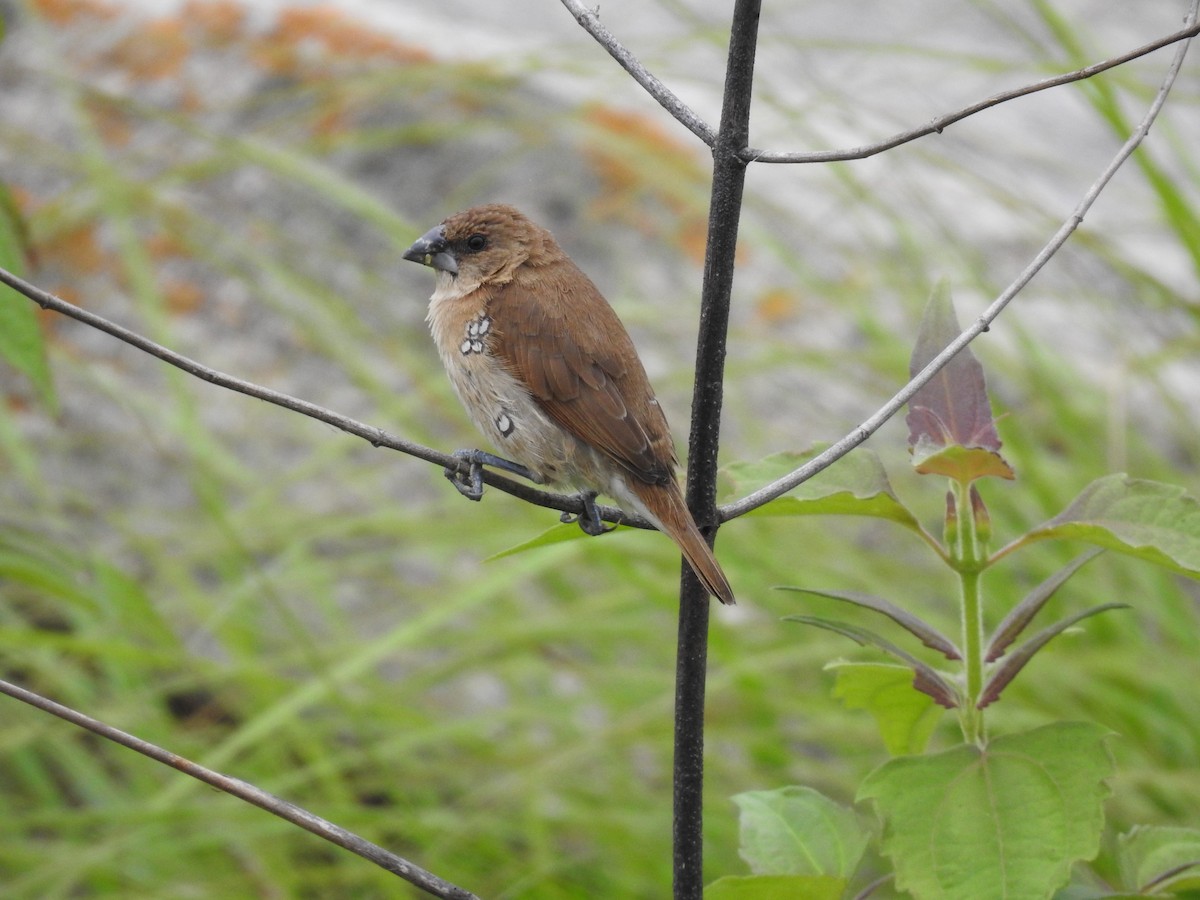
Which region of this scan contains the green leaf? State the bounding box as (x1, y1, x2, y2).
(859, 722, 1114, 900)
(484, 522, 588, 561)
(0, 184, 55, 409)
(783, 615, 959, 709)
(732, 786, 869, 877)
(735, 447, 924, 534)
(978, 603, 1128, 709)
(906, 283, 1013, 484)
(778, 586, 960, 659)
(720, 450, 821, 498)
(986, 549, 1104, 661)
(828, 662, 943, 755)
(1117, 826, 1200, 893)
(1052, 887, 1141, 900)
(704, 874, 845, 900)
(1023, 475, 1200, 578)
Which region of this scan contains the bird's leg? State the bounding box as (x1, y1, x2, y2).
(445, 449, 537, 501)
(560, 490, 615, 536)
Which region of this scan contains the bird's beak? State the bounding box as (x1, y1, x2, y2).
(403, 224, 458, 275)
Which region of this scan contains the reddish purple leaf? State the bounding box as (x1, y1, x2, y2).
(986, 549, 1104, 662)
(906, 284, 1014, 483)
(783, 615, 960, 709)
(977, 603, 1127, 709)
(778, 586, 961, 659)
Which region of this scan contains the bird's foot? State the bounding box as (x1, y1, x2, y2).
(560, 491, 615, 536)
(444, 449, 535, 501)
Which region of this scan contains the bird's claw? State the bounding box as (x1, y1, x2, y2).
(561, 492, 615, 536)
(445, 449, 539, 501)
(444, 449, 484, 501)
(444, 453, 612, 537)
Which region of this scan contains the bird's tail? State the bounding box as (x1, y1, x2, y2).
(628, 480, 735, 605)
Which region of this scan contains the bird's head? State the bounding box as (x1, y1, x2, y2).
(403, 204, 547, 293)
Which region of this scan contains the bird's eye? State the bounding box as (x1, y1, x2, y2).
(465, 234, 487, 252)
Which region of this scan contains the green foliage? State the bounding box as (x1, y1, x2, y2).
(781, 288, 1200, 720)
(704, 787, 869, 900)
(730, 448, 929, 538)
(860, 723, 1114, 900)
(705, 874, 846, 900)
(727, 287, 1200, 898)
(1117, 826, 1200, 894)
(1018, 476, 1200, 577)
(732, 787, 869, 877)
(0, 184, 54, 410)
(828, 663, 941, 756)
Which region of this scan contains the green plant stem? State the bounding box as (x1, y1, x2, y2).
(953, 480, 986, 743)
(959, 568, 984, 743)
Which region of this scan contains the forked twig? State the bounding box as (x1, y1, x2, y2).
(559, 0, 1199, 164)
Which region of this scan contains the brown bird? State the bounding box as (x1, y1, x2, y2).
(403, 204, 734, 605)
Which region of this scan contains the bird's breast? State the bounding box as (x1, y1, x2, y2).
(427, 291, 593, 488)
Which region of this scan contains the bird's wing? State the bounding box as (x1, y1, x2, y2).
(487, 263, 676, 485)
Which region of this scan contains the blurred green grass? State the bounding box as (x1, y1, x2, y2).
(0, 1, 1197, 897)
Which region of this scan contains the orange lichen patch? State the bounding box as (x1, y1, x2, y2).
(35, 304, 65, 336)
(145, 232, 190, 262)
(182, 0, 246, 46)
(8, 186, 36, 211)
(674, 217, 709, 265)
(35, 223, 107, 274)
(107, 17, 193, 81)
(583, 104, 704, 188)
(83, 94, 135, 147)
(178, 83, 206, 114)
(280, 6, 432, 62)
(31, 0, 118, 25)
(311, 98, 351, 138)
(252, 4, 431, 75)
(754, 287, 799, 324)
(162, 277, 205, 314)
(581, 104, 712, 264)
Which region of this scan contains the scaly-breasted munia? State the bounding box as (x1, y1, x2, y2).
(403, 204, 733, 604)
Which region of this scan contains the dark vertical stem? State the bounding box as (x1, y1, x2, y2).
(673, 1, 761, 898)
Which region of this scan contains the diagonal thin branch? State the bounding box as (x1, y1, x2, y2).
(721, 0, 1198, 520)
(0, 267, 649, 530)
(0, 677, 479, 900)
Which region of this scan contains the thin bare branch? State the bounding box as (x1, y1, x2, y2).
(0, 267, 648, 530)
(557, 0, 717, 145)
(721, 0, 1198, 519)
(0, 677, 479, 900)
(744, 18, 1200, 164)
(557, 0, 1197, 168)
